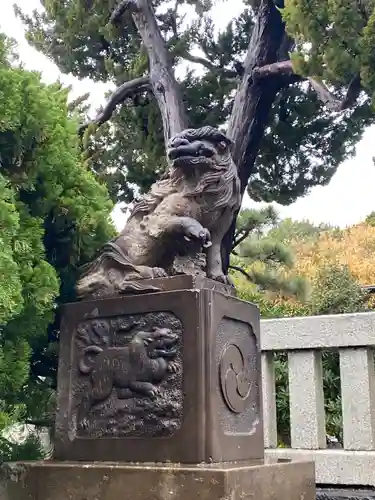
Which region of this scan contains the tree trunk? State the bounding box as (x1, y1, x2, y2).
(111, 0, 289, 276)
(222, 0, 288, 273)
(112, 0, 188, 143)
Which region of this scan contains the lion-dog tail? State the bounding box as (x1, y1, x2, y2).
(79, 345, 103, 374)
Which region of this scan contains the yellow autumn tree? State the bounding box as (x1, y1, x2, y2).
(241, 220, 375, 317)
(234, 218, 375, 317)
(292, 223, 375, 285)
(270, 221, 375, 444)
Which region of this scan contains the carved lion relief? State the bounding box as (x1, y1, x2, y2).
(72, 311, 183, 438)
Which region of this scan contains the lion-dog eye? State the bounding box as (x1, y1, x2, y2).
(217, 141, 228, 151)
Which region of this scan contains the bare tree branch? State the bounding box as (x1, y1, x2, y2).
(111, 0, 187, 143)
(78, 75, 150, 135)
(307, 74, 362, 112)
(253, 60, 362, 111)
(252, 59, 296, 80)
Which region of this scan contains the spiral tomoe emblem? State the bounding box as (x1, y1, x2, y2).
(219, 343, 253, 413)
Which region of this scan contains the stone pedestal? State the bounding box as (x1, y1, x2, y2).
(54, 276, 263, 463)
(0, 460, 315, 500)
(3, 276, 315, 500)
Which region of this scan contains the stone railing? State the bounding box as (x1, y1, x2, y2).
(261, 312, 375, 487)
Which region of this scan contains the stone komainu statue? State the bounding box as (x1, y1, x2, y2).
(77, 126, 241, 298)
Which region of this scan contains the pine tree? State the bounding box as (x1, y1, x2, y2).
(230, 208, 307, 300)
(16, 0, 375, 214)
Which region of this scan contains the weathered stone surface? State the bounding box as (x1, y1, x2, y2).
(112, 274, 237, 296)
(0, 460, 316, 500)
(339, 348, 375, 451)
(317, 489, 375, 500)
(77, 126, 241, 299)
(75, 311, 183, 438)
(288, 350, 326, 449)
(54, 278, 262, 463)
(260, 312, 375, 351)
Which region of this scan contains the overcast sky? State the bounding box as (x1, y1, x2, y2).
(3, 0, 375, 231)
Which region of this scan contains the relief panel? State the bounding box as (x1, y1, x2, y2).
(71, 310, 183, 438)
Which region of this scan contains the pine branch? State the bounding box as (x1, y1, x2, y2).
(180, 52, 240, 84)
(25, 419, 53, 428)
(78, 75, 150, 135)
(68, 92, 90, 113)
(180, 51, 217, 72)
(232, 207, 279, 252)
(166, 1, 213, 71)
(253, 60, 362, 111)
(232, 231, 252, 251)
(110, 0, 138, 23)
(229, 265, 254, 282)
(166, 3, 234, 80)
(356, 0, 369, 23)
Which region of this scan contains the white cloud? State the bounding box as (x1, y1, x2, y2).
(3, 0, 375, 232)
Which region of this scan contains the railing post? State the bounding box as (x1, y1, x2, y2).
(340, 347, 375, 450)
(261, 352, 277, 448)
(288, 350, 326, 449)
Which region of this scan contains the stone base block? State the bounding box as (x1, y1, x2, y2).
(0, 460, 315, 500)
(55, 276, 262, 463)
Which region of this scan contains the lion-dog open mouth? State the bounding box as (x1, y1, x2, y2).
(148, 329, 179, 359)
(167, 136, 216, 168)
